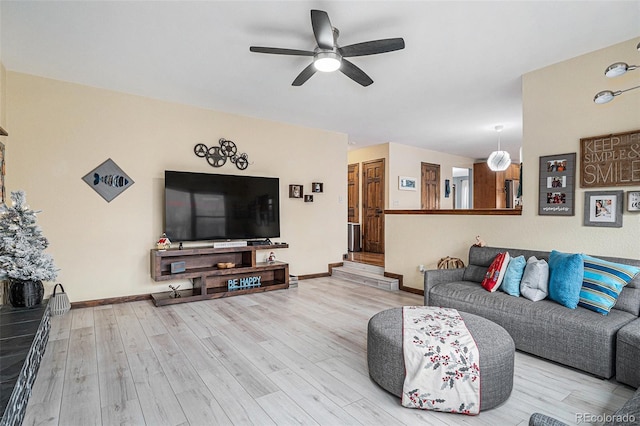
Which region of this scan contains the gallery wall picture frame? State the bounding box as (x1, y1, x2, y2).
(289, 184, 303, 198)
(580, 129, 640, 188)
(304, 195, 313, 202)
(627, 191, 640, 212)
(311, 182, 324, 193)
(583, 190, 623, 227)
(81, 158, 134, 202)
(538, 153, 576, 216)
(399, 176, 417, 191)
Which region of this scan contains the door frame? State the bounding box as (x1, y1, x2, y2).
(347, 163, 360, 224)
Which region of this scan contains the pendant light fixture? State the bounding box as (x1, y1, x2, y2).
(487, 125, 511, 172)
(594, 41, 640, 104)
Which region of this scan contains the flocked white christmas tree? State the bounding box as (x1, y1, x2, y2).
(0, 191, 58, 281)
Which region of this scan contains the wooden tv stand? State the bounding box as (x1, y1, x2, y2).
(150, 243, 289, 306)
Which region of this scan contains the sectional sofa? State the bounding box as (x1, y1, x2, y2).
(423, 245, 640, 382)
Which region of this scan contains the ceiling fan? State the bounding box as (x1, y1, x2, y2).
(250, 9, 405, 87)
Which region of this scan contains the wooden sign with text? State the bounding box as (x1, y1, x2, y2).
(580, 130, 640, 188)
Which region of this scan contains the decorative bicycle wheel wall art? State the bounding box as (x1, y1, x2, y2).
(194, 138, 250, 170)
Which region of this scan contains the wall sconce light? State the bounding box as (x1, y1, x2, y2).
(594, 42, 640, 104)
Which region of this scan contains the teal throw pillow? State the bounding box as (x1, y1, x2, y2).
(548, 250, 584, 309)
(578, 255, 640, 315)
(500, 255, 526, 296)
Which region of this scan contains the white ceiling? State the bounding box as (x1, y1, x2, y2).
(2, 1, 639, 161)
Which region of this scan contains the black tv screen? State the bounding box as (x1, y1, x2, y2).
(164, 170, 280, 242)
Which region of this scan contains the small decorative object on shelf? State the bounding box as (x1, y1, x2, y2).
(0, 191, 58, 308)
(312, 182, 323, 193)
(194, 138, 250, 170)
(228, 276, 261, 291)
(304, 195, 313, 202)
(267, 252, 276, 264)
(168, 284, 181, 298)
(156, 233, 171, 250)
(289, 184, 303, 198)
(217, 262, 236, 269)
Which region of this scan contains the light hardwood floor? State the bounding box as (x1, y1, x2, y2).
(24, 277, 634, 426)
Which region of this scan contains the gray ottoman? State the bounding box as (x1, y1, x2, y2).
(367, 307, 515, 411)
(616, 319, 640, 388)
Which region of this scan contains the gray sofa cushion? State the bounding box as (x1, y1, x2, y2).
(428, 279, 636, 378)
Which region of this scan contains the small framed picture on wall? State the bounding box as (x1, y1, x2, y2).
(583, 190, 623, 227)
(289, 184, 303, 198)
(627, 191, 640, 212)
(399, 176, 417, 191)
(538, 153, 576, 216)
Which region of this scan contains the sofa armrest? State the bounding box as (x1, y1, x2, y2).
(423, 268, 466, 306)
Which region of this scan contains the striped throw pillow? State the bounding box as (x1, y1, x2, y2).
(578, 255, 640, 315)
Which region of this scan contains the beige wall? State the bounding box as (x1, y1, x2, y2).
(6, 72, 348, 302)
(386, 37, 640, 291)
(347, 142, 474, 215)
(388, 142, 474, 210)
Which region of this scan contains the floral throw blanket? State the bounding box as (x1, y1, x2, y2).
(401, 306, 480, 415)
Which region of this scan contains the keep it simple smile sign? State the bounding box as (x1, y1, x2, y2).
(580, 130, 640, 188)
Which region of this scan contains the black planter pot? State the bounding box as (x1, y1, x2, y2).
(8, 279, 44, 308)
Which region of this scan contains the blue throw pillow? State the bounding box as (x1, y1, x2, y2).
(578, 255, 640, 315)
(500, 255, 526, 296)
(548, 250, 584, 309)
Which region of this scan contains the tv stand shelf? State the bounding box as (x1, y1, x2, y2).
(150, 244, 289, 306)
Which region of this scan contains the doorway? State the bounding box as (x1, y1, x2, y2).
(347, 163, 359, 223)
(452, 167, 472, 209)
(421, 162, 440, 209)
(362, 159, 385, 253)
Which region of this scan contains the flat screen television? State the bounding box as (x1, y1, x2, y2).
(164, 170, 280, 242)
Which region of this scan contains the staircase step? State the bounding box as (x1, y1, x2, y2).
(341, 260, 385, 275)
(332, 266, 399, 291)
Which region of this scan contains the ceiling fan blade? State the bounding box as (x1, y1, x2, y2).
(311, 9, 334, 49)
(250, 46, 315, 56)
(340, 59, 373, 87)
(292, 63, 317, 86)
(339, 38, 405, 57)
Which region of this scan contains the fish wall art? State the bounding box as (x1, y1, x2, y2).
(82, 158, 134, 202)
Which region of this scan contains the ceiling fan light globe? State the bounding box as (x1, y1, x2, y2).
(594, 90, 615, 104)
(487, 151, 511, 172)
(314, 52, 341, 72)
(605, 62, 628, 77)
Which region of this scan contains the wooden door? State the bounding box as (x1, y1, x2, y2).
(347, 163, 359, 223)
(362, 159, 385, 253)
(421, 162, 440, 209)
(473, 162, 497, 208)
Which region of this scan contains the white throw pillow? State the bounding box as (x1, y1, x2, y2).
(520, 256, 549, 302)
